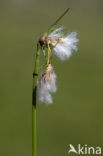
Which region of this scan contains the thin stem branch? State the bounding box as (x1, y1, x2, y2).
(32, 43, 41, 156)
(47, 46, 52, 65)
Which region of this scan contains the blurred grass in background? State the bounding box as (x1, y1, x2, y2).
(0, 0, 103, 156)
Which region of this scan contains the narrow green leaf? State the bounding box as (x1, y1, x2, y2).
(45, 8, 70, 36)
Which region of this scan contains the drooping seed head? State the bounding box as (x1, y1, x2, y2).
(37, 64, 57, 104)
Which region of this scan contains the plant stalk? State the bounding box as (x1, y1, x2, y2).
(32, 43, 41, 156)
(31, 8, 70, 156)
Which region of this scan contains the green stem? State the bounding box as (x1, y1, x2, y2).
(32, 43, 41, 156)
(47, 46, 52, 65)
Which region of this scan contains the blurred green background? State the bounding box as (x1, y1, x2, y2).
(0, 0, 103, 156)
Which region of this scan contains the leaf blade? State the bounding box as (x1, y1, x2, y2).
(45, 8, 70, 36)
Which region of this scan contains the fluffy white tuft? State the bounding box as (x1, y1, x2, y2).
(48, 26, 64, 38)
(53, 32, 79, 60)
(37, 65, 56, 104)
(48, 27, 79, 61)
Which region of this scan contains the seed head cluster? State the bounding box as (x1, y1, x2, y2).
(37, 27, 79, 104)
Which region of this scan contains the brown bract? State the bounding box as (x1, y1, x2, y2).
(40, 64, 53, 82)
(39, 36, 59, 47)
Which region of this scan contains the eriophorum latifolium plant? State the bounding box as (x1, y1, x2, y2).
(32, 8, 79, 156)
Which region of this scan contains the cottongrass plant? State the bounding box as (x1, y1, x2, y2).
(32, 8, 79, 156)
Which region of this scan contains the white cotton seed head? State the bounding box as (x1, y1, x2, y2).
(53, 32, 79, 60)
(37, 64, 57, 104)
(37, 87, 53, 104)
(48, 27, 79, 61)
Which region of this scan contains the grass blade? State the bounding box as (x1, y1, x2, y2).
(45, 8, 70, 36)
